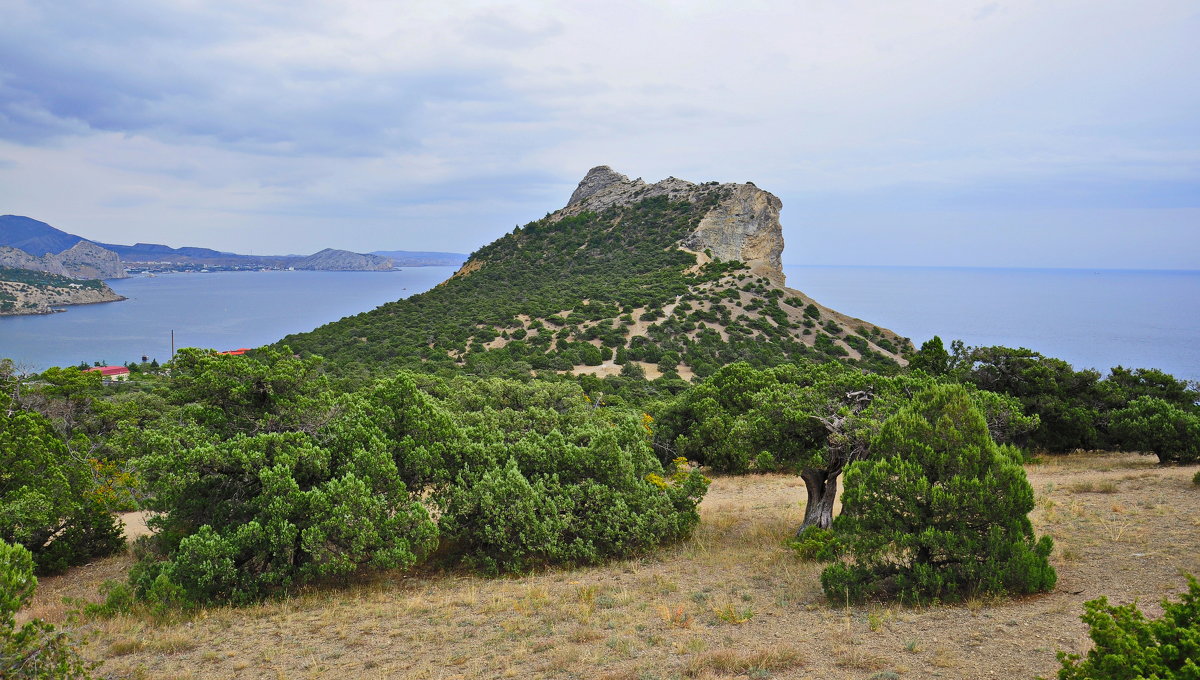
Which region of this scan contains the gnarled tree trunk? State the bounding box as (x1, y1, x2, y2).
(798, 467, 841, 532)
(796, 388, 874, 535)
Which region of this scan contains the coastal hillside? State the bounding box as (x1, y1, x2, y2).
(0, 266, 125, 315)
(281, 166, 912, 377)
(290, 248, 393, 271)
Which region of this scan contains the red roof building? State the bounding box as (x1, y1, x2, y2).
(218, 348, 251, 356)
(85, 366, 131, 381)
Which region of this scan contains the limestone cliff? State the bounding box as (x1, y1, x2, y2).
(0, 243, 127, 280)
(555, 166, 786, 285)
(57, 240, 128, 279)
(0, 246, 70, 276)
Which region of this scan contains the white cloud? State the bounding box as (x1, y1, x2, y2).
(0, 0, 1196, 265)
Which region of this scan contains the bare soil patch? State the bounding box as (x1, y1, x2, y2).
(30, 452, 1200, 679)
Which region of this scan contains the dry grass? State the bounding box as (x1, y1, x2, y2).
(25, 452, 1200, 679)
(682, 645, 807, 677)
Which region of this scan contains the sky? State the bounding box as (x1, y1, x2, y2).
(0, 1, 1197, 268)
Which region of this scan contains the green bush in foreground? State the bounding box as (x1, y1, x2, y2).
(822, 384, 1056, 603)
(0, 393, 124, 575)
(1, 539, 92, 679)
(1052, 575, 1200, 680)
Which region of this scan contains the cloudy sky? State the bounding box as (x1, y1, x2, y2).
(1, 1, 1197, 268)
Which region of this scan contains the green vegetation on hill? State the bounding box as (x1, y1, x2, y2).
(0, 267, 107, 313)
(281, 192, 904, 379)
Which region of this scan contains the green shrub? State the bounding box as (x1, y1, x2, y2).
(0, 394, 124, 575)
(1193, 469, 1199, 486)
(1, 539, 92, 678)
(1109, 396, 1200, 464)
(439, 410, 708, 575)
(789, 526, 838, 561)
(1051, 575, 1200, 679)
(822, 384, 1056, 603)
(134, 428, 438, 605)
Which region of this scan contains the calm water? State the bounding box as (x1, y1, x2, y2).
(2, 266, 1197, 382)
(784, 265, 1200, 382)
(0, 268, 456, 370)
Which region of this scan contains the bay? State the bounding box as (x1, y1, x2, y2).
(0, 268, 456, 371)
(784, 265, 1200, 382)
(2, 265, 1197, 383)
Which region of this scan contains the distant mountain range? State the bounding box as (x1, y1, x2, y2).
(0, 215, 468, 277)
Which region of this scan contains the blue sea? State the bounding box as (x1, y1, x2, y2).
(0, 268, 457, 371)
(783, 265, 1200, 383)
(1, 265, 1197, 382)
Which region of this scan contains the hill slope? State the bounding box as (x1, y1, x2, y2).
(0, 215, 84, 255)
(280, 167, 912, 377)
(0, 266, 125, 315)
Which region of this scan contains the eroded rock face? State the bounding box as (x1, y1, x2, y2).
(680, 184, 784, 283)
(0, 246, 70, 276)
(567, 166, 631, 206)
(58, 240, 128, 279)
(0, 242, 128, 279)
(557, 166, 787, 284)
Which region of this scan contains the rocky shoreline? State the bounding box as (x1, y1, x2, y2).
(0, 279, 126, 316)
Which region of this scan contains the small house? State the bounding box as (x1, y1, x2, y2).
(85, 366, 131, 382)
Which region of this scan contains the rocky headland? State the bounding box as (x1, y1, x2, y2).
(0, 267, 126, 316)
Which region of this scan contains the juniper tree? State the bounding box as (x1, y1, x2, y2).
(821, 383, 1056, 603)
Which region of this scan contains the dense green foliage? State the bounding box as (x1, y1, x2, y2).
(950, 344, 1200, 458)
(1052, 575, 1200, 680)
(0, 383, 124, 575)
(1, 539, 92, 679)
(1109, 396, 1200, 464)
(116, 349, 708, 605)
(127, 348, 439, 605)
(654, 361, 1035, 475)
(429, 377, 708, 574)
(821, 384, 1056, 603)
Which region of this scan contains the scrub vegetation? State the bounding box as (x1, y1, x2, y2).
(2, 189, 1199, 678)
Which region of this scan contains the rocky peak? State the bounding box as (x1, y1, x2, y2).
(567, 166, 635, 205)
(58, 240, 128, 279)
(557, 166, 787, 285)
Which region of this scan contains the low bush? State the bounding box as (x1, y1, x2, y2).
(1, 539, 92, 679)
(1051, 575, 1200, 679)
(822, 384, 1056, 603)
(789, 526, 837, 561)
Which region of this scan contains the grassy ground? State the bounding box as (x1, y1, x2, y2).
(25, 452, 1200, 679)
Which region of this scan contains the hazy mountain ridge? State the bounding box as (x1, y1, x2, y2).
(0, 214, 462, 272)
